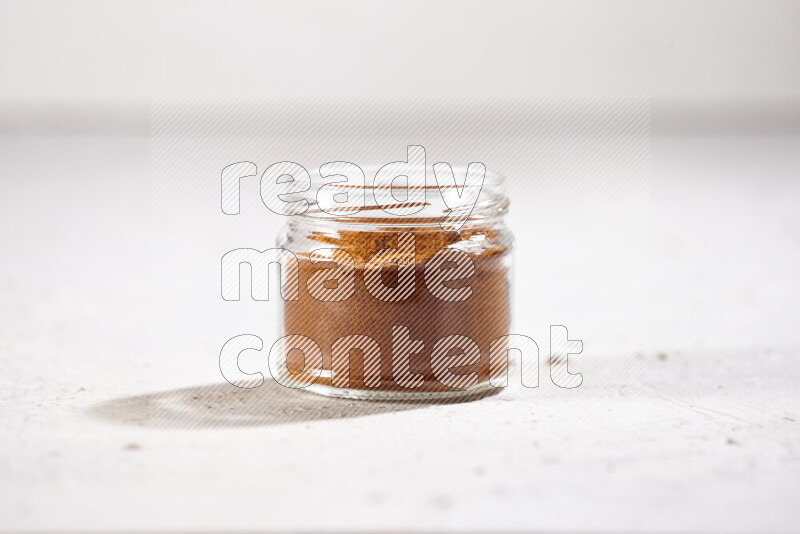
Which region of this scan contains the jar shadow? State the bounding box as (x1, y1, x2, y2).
(88, 379, 499, 429)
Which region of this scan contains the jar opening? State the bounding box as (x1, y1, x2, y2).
(297, 165, 508, 228)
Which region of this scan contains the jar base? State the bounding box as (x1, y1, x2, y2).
(300, 381, 502, 402)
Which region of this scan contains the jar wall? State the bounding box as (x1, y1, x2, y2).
(275, 219, 514, 400)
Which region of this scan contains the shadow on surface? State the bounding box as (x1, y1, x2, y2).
(89, 380, 499, 429)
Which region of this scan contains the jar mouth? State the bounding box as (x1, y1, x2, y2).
(296, 165, 509, 228)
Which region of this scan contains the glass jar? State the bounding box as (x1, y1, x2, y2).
(272, 166, 513, 400)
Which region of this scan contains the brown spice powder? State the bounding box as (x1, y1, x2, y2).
(283, 227, 511, 393)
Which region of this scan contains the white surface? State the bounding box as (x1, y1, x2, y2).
(1, 134, 799, 532)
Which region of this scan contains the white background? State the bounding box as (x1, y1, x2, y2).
(1, 1, 799, 532)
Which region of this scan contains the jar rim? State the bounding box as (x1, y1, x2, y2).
(295, 164, 509, 228)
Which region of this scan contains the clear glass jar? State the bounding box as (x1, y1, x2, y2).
(272, 166, 513, 400)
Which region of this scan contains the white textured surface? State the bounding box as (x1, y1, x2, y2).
(1, 135, 799, 532)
